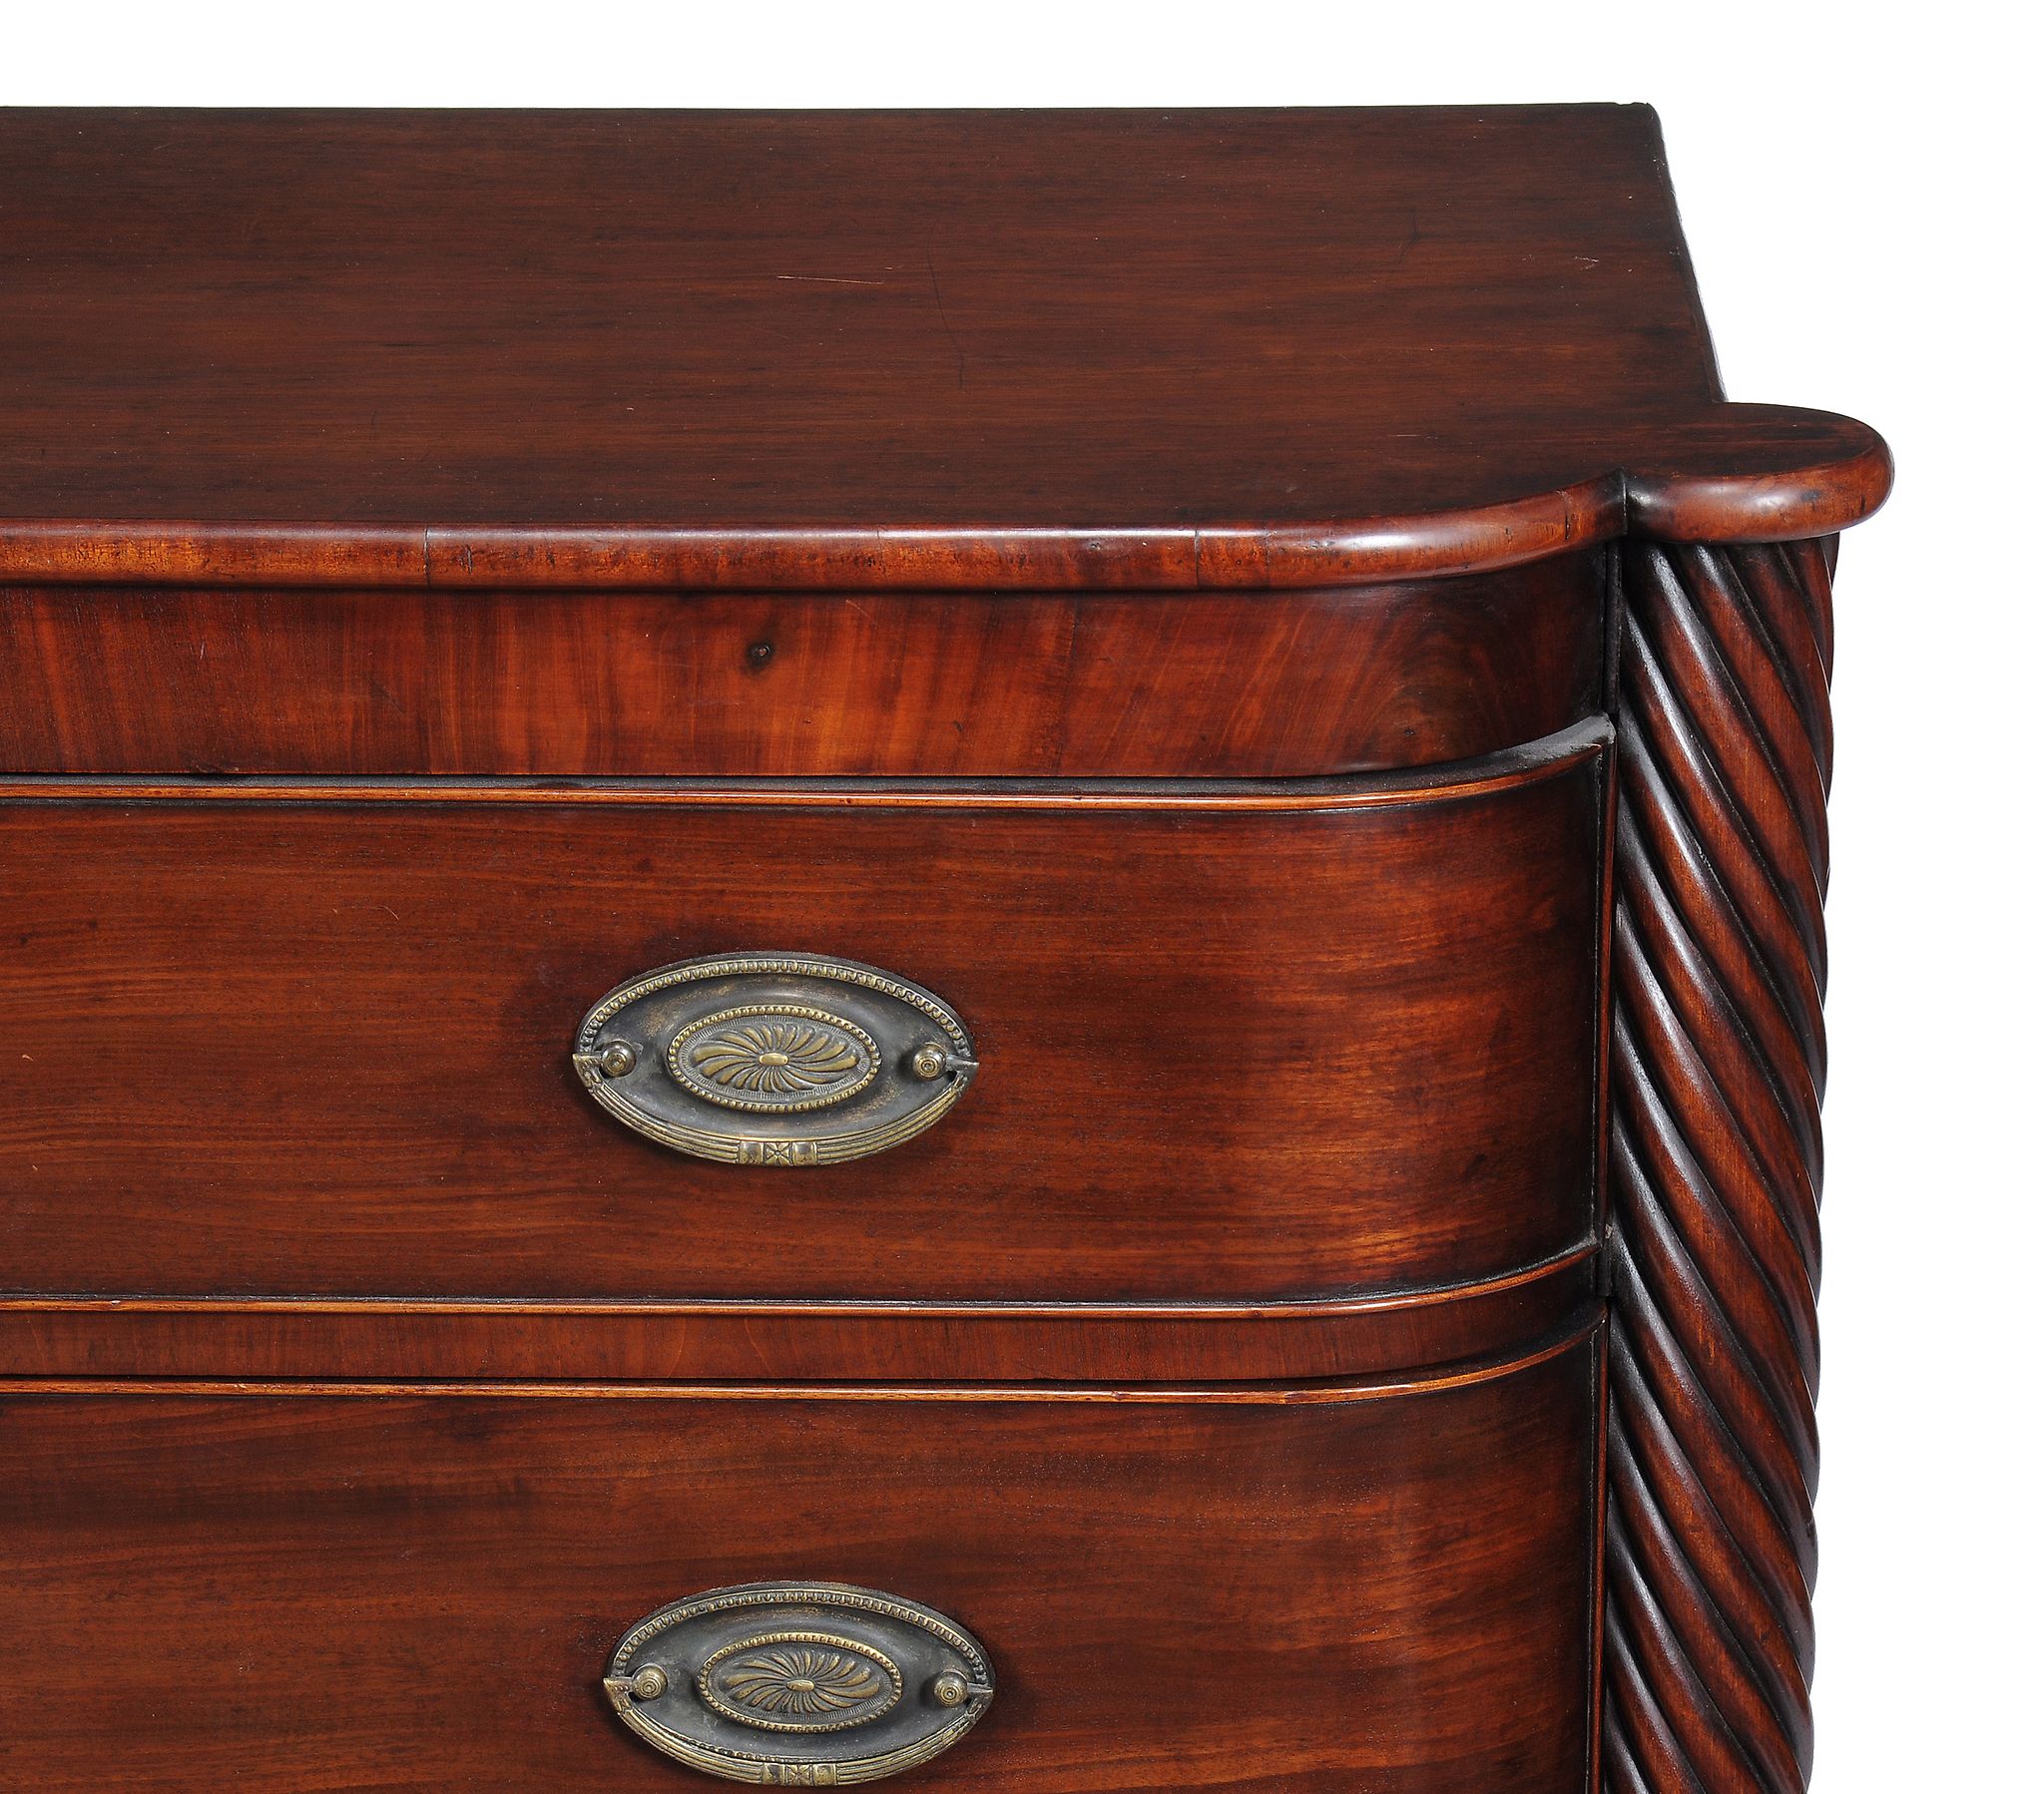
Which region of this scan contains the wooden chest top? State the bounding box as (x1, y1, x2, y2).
(0, 106, 1885, 589)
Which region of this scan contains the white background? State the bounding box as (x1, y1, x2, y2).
(5, 4, 2039, 1788)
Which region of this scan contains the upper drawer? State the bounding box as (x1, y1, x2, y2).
(0, 726, 1602, 1305)
(0, 558, 1602, 777)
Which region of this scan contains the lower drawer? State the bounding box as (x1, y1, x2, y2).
(0, 1335, 1596, 1790)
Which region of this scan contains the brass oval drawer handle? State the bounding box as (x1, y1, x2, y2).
(604, 1581, 995, 1783)
(573, 953, 977, 1167)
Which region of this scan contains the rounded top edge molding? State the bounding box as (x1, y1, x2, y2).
(0, 409, 1889, 594)
(1622, 408, 1894, 547)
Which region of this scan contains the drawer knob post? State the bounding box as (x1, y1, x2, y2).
(605, 1664, 670, 1702)
(590, 1041, 639, 1079)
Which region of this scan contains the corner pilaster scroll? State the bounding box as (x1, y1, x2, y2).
(1604, 536, 1837, 1794)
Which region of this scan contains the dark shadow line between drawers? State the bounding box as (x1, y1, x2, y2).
(0, 717, 1613, 810)
(0, 1234, 1599, 1320)
(0, 1303, 1601, 1403)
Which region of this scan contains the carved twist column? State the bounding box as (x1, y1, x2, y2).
(1604, 536, 1837, 1794)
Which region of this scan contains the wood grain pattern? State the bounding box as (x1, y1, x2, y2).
(0, 557, 1602, 777)
(0, 106, 1893, 1794)
(1604, 538, 1836, 1794)
(0, 1336, 1596, 1791)
(0, 733, 1602, 1304)
(0, 1247, 1595, 1383)
(0, 109, 1889, 591)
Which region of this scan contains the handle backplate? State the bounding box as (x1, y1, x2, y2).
(604, 1581, 995, 1783)
(573, 953, 976, 1167)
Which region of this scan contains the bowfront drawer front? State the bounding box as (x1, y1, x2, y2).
(0, 1335, 1597, 1791)
(0, 558, 1603, 778)
(0, 724, 1603, 1305)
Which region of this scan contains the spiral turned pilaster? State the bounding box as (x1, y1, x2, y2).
(1604, 536, 1838, 1794)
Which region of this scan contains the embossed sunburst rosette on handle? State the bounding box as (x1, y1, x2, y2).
(572, 953, 978, 1168)
(603, 1582, 996, 1785)
(1603, 536, 1839, 1794)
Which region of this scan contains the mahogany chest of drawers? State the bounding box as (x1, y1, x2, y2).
(0, 108, 1888, 1791)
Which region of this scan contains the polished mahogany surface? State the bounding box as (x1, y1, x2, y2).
(0, 735, 1601, 1304)
(0, 1251, 1598, 1384)
(0, 1339, 1596, 1792)
(0, 558, 1603, 777)
(0, 108, 1887, 590)
(0, 106, 1892, 1794)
